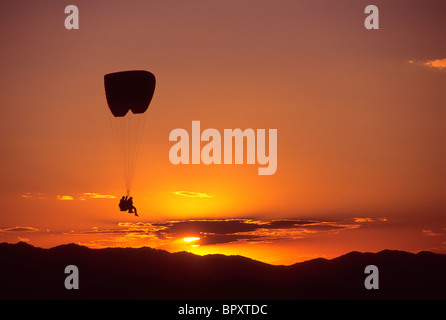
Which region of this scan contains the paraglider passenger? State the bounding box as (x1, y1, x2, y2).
(127, 197, 138, 217)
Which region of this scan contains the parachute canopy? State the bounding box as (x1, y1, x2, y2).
(104, 70, 156, 196)
(104, 70, 156, 117)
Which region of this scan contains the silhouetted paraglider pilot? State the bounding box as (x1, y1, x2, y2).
(118, 196, 138, 217)
(119, 196, 127, 211)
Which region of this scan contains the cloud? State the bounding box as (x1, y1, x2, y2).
(354, 218, 374, 223)
(22, 192, 116, 201)
(422, 58, 446, 70)
(144, 218, 380, 246)
(153, 219, 260, 239)
(0, 226, 39, 232)
(57, 195, 74, 200)
(63, 218, 388, 249)
(172, 191, 212, 198)
(80, 193, 117, 200)
(67, 222, 163, 237)
(199, 233, 263, 246)
(409, 58, 446, 70)
(422, 229, 443, 237)
(20, 193, 46, 200)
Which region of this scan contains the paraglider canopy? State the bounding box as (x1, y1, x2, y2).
(104, 70, 156, 117)
(104, 70, 156, 196)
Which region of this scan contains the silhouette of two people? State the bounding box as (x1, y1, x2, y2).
(119, 196, 138, 216)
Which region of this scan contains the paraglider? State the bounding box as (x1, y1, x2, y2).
(119, 196, 138, 217)
(104, 70, 156, 216)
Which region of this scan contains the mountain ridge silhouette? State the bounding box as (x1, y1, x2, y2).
(1, 242, 445, 300)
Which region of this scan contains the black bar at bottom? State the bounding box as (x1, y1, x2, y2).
(0, 300, 443, 318)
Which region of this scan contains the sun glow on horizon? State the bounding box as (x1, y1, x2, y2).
(183, 237, 200, 242)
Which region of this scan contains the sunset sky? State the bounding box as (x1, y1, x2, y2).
(0, 0, 445, 265)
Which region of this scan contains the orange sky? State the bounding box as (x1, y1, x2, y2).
(0, 0, 445, 265)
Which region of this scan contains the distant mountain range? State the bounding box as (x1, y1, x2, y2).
(0, 242, 445, 299)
